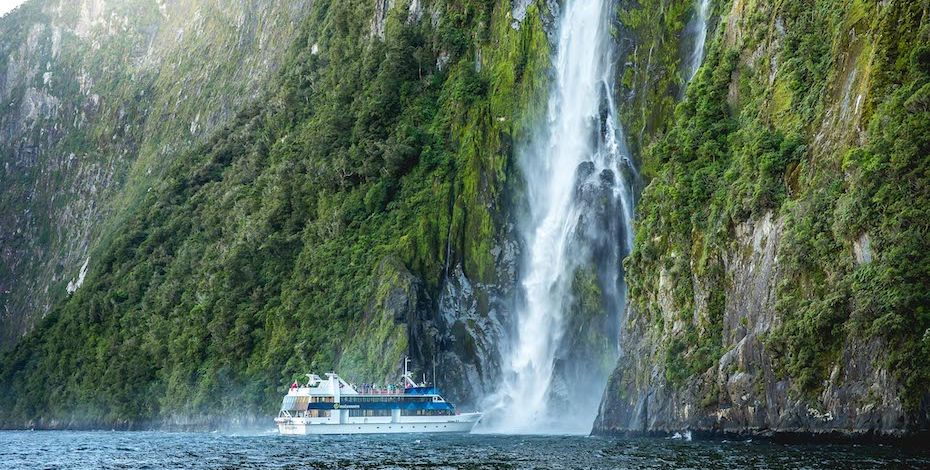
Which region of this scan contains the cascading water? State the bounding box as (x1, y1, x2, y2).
(686, 0, 711, 81)
(481, 0, 636, 434)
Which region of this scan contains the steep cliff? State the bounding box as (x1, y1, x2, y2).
(0, 0, 551, 427)
(595, 0, 930, 438)
(2, 0, 927, 437)
(0, 0, 310, 348)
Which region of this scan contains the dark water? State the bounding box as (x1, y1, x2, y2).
(2, 430, 928, 469)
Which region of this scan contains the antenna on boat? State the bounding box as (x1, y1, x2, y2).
(402, 356, 418, 388)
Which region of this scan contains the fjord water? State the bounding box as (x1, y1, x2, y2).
(3, 431, 928, 469)
(483, 0, 636, 434)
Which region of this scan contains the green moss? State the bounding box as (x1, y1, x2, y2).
(631, 0, 930, 416)
(615, 0, 694, 175)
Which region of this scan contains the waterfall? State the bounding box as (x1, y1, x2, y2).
(481, 0, 636, 434)
(687, 0, 711, 81)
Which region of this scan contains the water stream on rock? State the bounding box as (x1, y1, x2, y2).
(480, 0, 636, 434)
(687, 0, 712, 81)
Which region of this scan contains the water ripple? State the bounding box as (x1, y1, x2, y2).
(0, 431, 927, 469)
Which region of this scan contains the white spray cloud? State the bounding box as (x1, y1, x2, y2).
(481, 0, 636, 434)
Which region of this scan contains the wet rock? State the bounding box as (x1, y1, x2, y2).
(593, 212, 919, 439)
(853, 233, 872, 264)
(404, 222, 520, 408)
(371, 0, 394, 40)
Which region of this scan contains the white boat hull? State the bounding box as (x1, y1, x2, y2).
(276, 413, 481, 435)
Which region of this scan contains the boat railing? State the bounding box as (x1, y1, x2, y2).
(355, 385, 407, 395)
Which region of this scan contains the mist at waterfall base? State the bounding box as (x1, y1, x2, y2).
(478, 0, 636, 434)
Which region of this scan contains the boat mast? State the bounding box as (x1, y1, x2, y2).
(403, 356, 419, 388)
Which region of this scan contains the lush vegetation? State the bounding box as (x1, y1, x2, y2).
(0, 0, 550, 426)
(626, 0, 930, 418)
(0, 0, 309, 347)
(2, 0, 927, 431)
(614, 0, 694, 176)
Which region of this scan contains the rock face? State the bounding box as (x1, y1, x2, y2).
(2, 0, 926, 438)
(0, 0, 310, 349)
(428, 233, 518, 407)
(594, 0, 930, 439)
(0, 0, 558, 428)
(595, 214, 911, 437)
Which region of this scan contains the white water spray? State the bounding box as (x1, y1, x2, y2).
(687, 0, 711, 81)
(481, 0, 636, 434)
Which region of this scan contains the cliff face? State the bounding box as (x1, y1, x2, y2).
(1, 0, 927, 435)
(0, 0, 310, 348)
(595, 0, 930, 438)
(0, 0, 553, 427)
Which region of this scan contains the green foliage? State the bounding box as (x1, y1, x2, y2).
(629, 0, 930, 418)
(834, 51, 930, 412)
(615, 0, 694, 175)
(0, 0, 312, 347)
(769, 4, 930, 412)
(0, 0, 550, 427)
(624, 42, 738, 386)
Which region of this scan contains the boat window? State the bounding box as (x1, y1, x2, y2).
(348, 410, 391, 417)
(401, 409, 453, 416)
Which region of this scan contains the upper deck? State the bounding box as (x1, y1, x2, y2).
(280, 370, 455, 416)
(284, 373, 441, 397)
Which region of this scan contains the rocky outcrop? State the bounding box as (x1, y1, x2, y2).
(510, 0, 558, 33)
(414, 223, 520, 408)
(342, 228, 519, 409)
(370, 0, 393, 39)
(596, 214, 776, 433)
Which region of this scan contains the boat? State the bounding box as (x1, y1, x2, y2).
(274, 358, 482, 435)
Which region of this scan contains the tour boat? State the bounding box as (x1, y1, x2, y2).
(274, 359, 481, 435)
